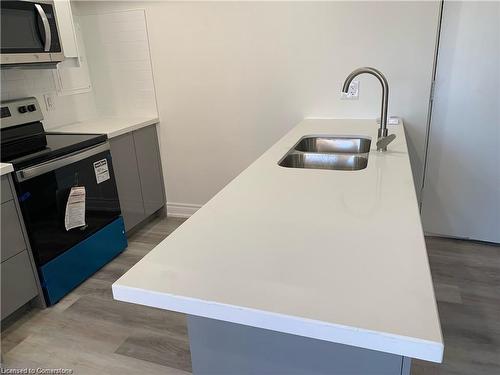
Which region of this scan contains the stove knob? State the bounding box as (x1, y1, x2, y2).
(27, 104, 36, 112)
(18, 106, 27, 114)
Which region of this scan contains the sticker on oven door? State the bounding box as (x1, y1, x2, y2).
(65, 186, 86, 231)
(93, 159, 110, 184)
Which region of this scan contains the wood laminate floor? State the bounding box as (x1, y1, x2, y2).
(1, 216, 499, 374)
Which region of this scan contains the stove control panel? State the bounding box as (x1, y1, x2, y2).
(0, 97, 43, 129)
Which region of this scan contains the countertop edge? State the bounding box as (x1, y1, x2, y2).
(106, 117, 159, 138)
(0, 163, 14, 176)
(112, 283, 444, 363)
(50, 116, 160, 139)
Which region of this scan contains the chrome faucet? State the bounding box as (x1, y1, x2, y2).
(341, 67, 396, 151)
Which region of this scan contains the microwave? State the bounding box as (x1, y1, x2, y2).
(1, 0, 64, 67)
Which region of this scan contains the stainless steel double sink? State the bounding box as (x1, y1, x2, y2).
(278, 136, 371, 171)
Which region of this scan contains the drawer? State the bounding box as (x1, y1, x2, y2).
(1, 250, 38, 320)
(1, 175, 13, 203)
(1, 200, 27, 262)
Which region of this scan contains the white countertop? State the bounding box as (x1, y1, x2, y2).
(0, 163, 14, 176)
(113, 119, 443, 363)
(52, 116, 159, 139)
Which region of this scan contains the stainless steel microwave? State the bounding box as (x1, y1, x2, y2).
(0, 0, 64, 67)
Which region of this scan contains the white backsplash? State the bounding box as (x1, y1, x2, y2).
(1, 68, 98, 130)
(1, 69, 55, 98)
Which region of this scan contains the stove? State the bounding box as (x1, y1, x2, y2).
(1, 97, 106, 169)
(0, 97, 127, 306)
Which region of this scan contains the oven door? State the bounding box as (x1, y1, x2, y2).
(14, 143, 122, 267)
(0, 0, 63, 65)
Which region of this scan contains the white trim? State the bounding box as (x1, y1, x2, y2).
(167, 202, 202, 218)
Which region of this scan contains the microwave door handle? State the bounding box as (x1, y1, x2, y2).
(35, 4, 51, 51)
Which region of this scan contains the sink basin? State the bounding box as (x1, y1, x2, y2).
(279, 152, 369, 171)
(278, 135, 371, 171)
(294, 136, 371, 154)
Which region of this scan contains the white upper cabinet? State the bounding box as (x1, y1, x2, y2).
(53, 22, 92, 95)
(51, 0, 92, 95)
(54, 0, 79, 59)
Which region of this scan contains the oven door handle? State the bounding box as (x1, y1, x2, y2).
(35, 4, 51, 52)
(16, 143, 110, 182)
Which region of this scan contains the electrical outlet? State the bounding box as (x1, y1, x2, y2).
(44, 93, 56, 112)
(341, 80, 359, 100)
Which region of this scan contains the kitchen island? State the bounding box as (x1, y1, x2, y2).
(113, 119, 443, 374)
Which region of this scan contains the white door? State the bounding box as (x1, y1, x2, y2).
(421, 1, 500, 243)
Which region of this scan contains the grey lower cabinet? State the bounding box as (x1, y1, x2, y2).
(110, 132, 146, 231)
(1, 200, 26, 262)
(133, 125, 165, 216)
(188, 316, 412, 375)
(1, 174, 42, 320)
(110, 124, 166, 232)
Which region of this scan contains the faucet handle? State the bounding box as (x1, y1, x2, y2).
(376, 134, 396, 151)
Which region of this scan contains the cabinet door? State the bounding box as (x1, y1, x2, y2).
(1, 176, 13, 203)
(1, 200, 27, 262)
(110, 133, 145, 231)
(53, 0, 79, 58)
(133, 125, 166, 216)
(1, 251, 38, 320)
(53, 22, 92, 95)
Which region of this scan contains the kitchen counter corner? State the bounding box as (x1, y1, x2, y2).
(51, 115, 159, 139)
(0, 163, 14, 176)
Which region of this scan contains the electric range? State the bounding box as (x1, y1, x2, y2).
(0, 97, 128, 305)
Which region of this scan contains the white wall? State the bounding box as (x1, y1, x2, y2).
(75, 1, 440, 208)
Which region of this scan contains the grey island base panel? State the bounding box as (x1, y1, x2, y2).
(187, 316, 411, 375)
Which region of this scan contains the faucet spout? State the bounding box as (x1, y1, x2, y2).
(342, 67, 393, 151)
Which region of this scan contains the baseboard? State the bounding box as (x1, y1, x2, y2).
(424, 231, 500, 245)
(167, 202, 202, 218)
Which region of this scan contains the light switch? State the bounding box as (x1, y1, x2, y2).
(44, 94, 56, 112)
